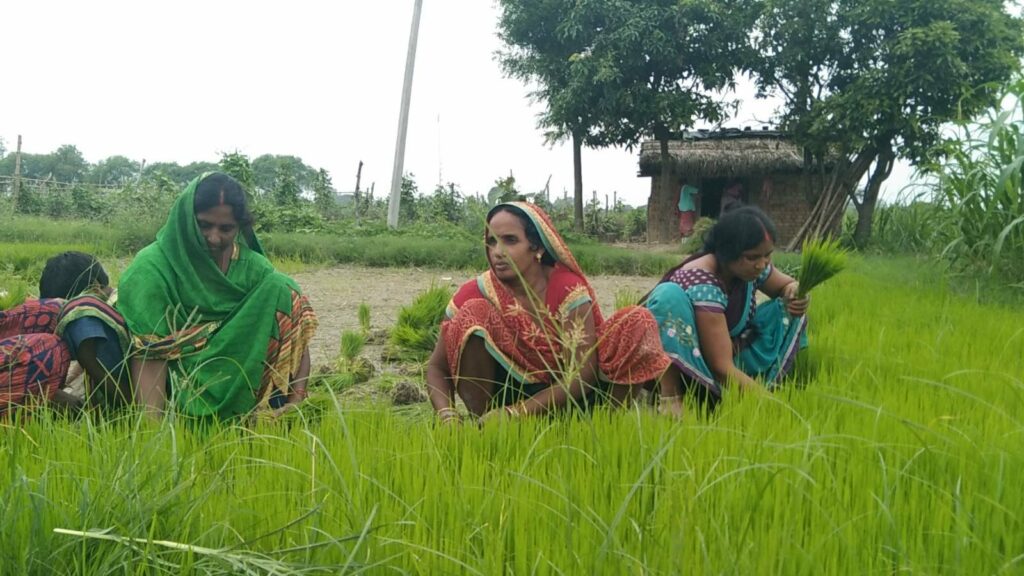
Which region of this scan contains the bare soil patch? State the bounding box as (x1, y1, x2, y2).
(291, 264, 658, 368)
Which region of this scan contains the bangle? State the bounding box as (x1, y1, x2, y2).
(505, 404, 525, 418)
(292, 385, 309, 401)
(437, 407, 459, 421)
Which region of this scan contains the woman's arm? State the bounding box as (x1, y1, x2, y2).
(694, 310, 762, 392)
(509, 303, 599, 416)
(76, 338, 128, 407)
(758, 267, 809, 316)
(425, 336, 459, 422)
(130, 357, 168, 417)
(271, 348, 312, 417)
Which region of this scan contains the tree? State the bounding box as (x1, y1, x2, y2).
(400, 173, 419, 223)
(313, 168, 335, 218)
(557, 0, 754, 242)
(274, 161, 301, 206)
(498, 0, 602, 233)
(219, 152, 256, 196)
(5, 145, 91, 182)
(89, 155, 141, 186)
(252, 154, 317, 197)
(752, 0, 1024, 248)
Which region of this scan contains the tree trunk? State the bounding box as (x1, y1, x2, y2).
(852, 146, 895, 249)
(787, 147, 876, 250)
(572, 133, 584, 233)
(647, 138, 676, 243)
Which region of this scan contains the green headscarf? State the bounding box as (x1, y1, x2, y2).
(118, 174, 300, 419)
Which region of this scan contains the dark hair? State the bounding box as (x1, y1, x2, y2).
(485, 204, 558, 266)
(39, 251, 109, 299)
(651, 206, 778, 287)
(703, 206, 777, 263)
(194, 172, 254, 228)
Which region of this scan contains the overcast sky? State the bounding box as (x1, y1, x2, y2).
(2, 1, 918, 206)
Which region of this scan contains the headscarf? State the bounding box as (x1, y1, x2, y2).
(118, 174, 302, 418)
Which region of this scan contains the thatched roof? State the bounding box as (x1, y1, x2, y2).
(638, 128, 808, 177)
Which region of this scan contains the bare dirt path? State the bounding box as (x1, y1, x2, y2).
(291, 265, 660, 368)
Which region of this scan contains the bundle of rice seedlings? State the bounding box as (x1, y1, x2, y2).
(386, 285, 452, 362)
(335, 330, 374, 384)
(797, 236, 847, 298)
(614, 287, 642, 311)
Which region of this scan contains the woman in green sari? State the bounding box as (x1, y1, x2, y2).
(118, 173, 317, 420)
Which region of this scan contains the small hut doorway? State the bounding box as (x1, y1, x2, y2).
(698, 177, 750, 218)
(699, 178, 726, 219)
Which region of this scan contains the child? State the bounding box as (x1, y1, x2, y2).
(0, 252, 129, 416)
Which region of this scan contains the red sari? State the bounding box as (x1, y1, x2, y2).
(441, 202, 668, 386)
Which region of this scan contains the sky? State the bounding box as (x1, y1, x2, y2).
(1, 1, 918, 207)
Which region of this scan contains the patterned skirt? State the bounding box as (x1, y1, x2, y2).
(1, 300, 71, 415)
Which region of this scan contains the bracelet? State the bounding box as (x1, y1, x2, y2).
(505, 404, 525, 418)
(437, 407, 459, 421)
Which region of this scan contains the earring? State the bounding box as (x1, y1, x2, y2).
(534, 253, 543, 263)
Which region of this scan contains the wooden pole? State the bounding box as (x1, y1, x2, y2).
(387, 0, 424, 229)
(354, 160, 364, 224)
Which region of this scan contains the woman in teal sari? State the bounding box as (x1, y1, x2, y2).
(118, 173, 317, 420)
(643, 206, 809, 415)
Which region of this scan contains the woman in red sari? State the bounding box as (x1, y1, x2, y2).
(425, 202, 670, 424)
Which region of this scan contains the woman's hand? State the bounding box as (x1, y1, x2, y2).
(477, 403, 525, 426)
(781, 281, 810, 316)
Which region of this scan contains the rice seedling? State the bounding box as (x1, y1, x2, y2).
(614, 287, 643, 310)
(386, 285, 452, 362)
(0, 279, 28, 310)
(796, 236, 848, 298)
(357, 302, 371, 337)
(337, 330, 374, 381)
(3, 250, 1024, 573)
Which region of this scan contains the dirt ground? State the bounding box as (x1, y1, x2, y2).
(292, 264, 659, 368)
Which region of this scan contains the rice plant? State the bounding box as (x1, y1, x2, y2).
(386, 285, 452, 362)
(1, 255, 1023, 573)
(614, 287, 642, 310)
(0, 279, 28, 310)
(797, 236, 847, 298)
(357, 302, 371, 337)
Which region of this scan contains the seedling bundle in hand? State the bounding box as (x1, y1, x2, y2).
(796, 237, 847, 298)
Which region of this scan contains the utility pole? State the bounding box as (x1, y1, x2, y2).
(387, 0, 424, 229)
(12, 135, 22, 211)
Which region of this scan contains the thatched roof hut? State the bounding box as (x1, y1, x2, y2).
(638, 128, 806, 177)
(638, 128, 823, 244)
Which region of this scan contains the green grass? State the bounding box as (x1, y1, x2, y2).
(0, 217, 678, 276)
(2, 256, 1023, 573)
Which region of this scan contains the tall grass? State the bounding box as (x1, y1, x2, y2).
(929, 76, 1024, 283)
(2, 256, 1023, 573)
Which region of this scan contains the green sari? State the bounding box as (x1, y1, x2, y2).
(118, 175, 316, 419)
